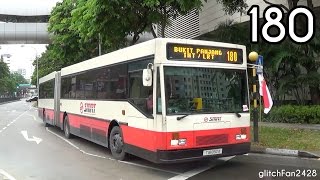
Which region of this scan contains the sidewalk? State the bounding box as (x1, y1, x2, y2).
(251, 121, 320, 158)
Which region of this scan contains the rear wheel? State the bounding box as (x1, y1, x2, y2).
(109, 126, 127, 160)
(63, 116, 72, 139)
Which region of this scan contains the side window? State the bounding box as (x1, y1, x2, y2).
(85, 70, 97, 99)
(70, 76, 76, 99)
(76, 73, 86, 99)
(61, 77, 71, 99)
(95, 64, 128, 100)
(106, 64, 127, 99)
(156, 67, 162, 113)
(50, 80, 54, 98)
(96, 68, 107, 99)
(112, 64, 127, 99)
(39, 80, 54, 99)
(128, 59, 153, 115)
(39, 83, 44, 98)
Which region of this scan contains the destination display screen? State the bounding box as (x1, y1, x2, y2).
(167, 43, 243, 64)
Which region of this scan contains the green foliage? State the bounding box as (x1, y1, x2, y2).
(0, 62, 29, 96)
(71, 0, 205, 45)
(143, 0, 205, 37)
(0, 61, 10, 79)
(0, 62, 18, 95)
(200, 15, 320, 105)
(11, 72, 28, 85)
(263, 105, 320, 124)
(33, 0, 208, 81)
(216, 0, 248, 15)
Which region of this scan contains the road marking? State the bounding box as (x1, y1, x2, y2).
(0, 110, 29, 135)
(21, 130, 42, 144)
(119, 161, 180, 175)
(26, 114, 42, 123)
(168, 156, 235, 180)
(46, 127, 180, 175)
(46, 127, 110, 159)
(0, 169, 17, 180)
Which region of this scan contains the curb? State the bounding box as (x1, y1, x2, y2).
(250, 147, 320, 159)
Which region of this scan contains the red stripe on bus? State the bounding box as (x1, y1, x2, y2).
(43, 108, 54, 122)
(121, 126, 166, 152)
(122, 126, 250, 152)
(165, 127, 250, 151)
(56, 113, 250, 152)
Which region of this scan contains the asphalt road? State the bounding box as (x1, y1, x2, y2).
(0, 100, 319, 180)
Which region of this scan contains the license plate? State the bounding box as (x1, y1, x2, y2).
(203, 148, 222, 156)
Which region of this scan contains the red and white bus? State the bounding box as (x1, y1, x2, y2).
(38, 38, 250, 163)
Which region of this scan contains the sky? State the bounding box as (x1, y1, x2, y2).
(0, 44, 47, 80)
(0, 0, 61, 81)
(0, 0, 61, 15)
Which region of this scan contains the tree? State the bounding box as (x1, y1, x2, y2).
(71, 0, 206, 48)
(216, 0, 248, 15)
(0, 61, 10, 79)
(11, 72, 28, 85)
(143, 0, 205, 38)
(48, 0, 99, 65)
(202, 18, 320, 105)
(215, 0, 320, 104)
(0, 62, 16, 96)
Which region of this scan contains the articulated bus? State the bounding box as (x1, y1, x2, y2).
(38, 38, 250, 163)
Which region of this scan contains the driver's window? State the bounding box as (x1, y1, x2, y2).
(128, 59, 153, 116)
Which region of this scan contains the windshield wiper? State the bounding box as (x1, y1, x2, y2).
(234, 112, 241, 118)
(177, 113, 191, 121)
(177, 109, 204, 121)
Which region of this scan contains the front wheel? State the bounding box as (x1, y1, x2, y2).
(109, 126, 127, 160)
(63, 116, 72, 139)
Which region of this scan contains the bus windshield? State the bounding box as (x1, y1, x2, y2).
(164, 66, 248, 115)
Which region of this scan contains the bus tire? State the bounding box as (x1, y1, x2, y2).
(63, 116, 72, 139)
(109, 126, 127, 160)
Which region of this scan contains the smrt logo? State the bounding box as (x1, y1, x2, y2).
(80, 102, 96, 114)
(204, 116, 221, 122)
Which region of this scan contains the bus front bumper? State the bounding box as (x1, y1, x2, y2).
(156, 142, 251, 163)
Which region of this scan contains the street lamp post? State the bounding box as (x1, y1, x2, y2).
(21, 45, 38, 94)
(248, 51, 260, 143)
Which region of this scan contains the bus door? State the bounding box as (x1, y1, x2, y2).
(54, 72, 61, 127)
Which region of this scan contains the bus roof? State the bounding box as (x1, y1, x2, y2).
(59, 38, 246, 77)
(39, 71, 56, 84)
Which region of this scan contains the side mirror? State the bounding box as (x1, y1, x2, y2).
(142, 69, 152, 86)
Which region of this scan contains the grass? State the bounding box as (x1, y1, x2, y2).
(251, 126, 320, 152)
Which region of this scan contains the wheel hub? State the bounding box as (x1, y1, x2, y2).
(112, 133, 123, 153)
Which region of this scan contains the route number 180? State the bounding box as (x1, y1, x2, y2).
(247, 5, 315, 43)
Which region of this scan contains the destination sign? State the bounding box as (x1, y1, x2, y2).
(167, 43, 243, 64)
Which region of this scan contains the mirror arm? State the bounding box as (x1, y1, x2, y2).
(147, 63, 154, 70)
